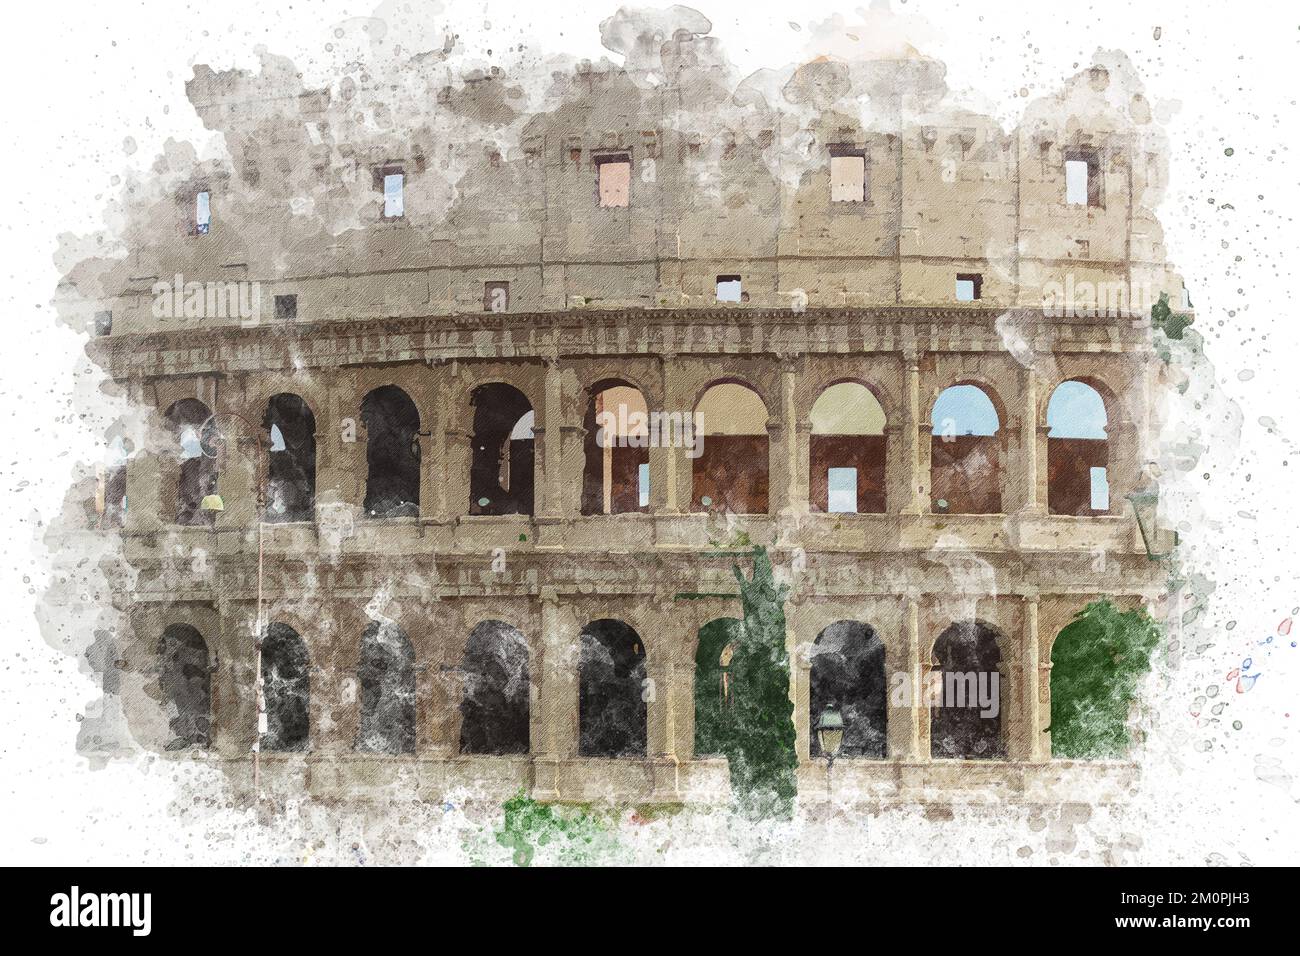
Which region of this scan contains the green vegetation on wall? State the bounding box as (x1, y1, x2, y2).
(1050, 599, 1162, 759)
(694, 617, 743, 757)
(725, 546, 799, 820)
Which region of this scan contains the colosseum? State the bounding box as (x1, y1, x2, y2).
(52, 20, 1184, 808)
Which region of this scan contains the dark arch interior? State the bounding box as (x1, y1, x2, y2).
(694, 617, 742, 757)
(156, 623, 210, 750)
(469, 383, 534, 516)
(810, 620, 887, 758)
(356, 621, 416, 755)
(362, 385, 421, 518)
(581, 379, 649, 515)
(930, 621, 1004, 759)
(262, 622, 310, 752)
(165, 398, 218, 527)
(458, 620, 531, 755)
(578, 619, 647, 758)
(264, 393, 317, 522)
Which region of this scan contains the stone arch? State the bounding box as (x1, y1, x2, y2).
(163, 398, 218, 527)
(469, 382, 534, 516)
(1046, 379, 1110, 515)
(930, 383, 1003, 514)
(356, 621, 416, 754)
(810, 620, 887, 758)
(930, 620, 1004, 759)
(693, 617, 743, 757)
(361, 384, 421, 518)
(809, 382, 887, 514)
(262, 622, 310, 752)
(578, 619, 647, 758)
(692, 380, 769, 514)
(458, 619, 531, 755)
(156, 623, 211, 750)
(263, 393, 316, 522)
(582, 378, 651, 515)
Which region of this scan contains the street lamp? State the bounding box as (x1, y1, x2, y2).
(199, 411, 270, 801)
(1126, 486, 1174, 561)
(815, 702, 845, 768)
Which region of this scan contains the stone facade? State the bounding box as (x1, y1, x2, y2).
(54, 32, 1183, 805)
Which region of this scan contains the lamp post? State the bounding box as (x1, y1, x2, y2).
(1126, 486, 1174, 561)
(198, 411, 269, 801)
(815, 702, 844, 803)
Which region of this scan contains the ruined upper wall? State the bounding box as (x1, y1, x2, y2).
(58, 6, 1187, 338)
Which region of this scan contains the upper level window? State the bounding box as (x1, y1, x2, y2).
(274, 294, 298, 321)
(955, 274, 983, 301)
(1064, 147, 1102, 207)
(374, 165, 405, 219)
(194, 191, 211, 235)
(596, 153, 631, 208)
(93, 310, 113, 337)
(829, 149, 867, 203)
(716, 275, 743, 303)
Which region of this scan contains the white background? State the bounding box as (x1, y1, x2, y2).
(0, 0, 1296, 864)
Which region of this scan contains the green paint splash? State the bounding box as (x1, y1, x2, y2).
(1050, 600, 1162, 759)
(492, 791, 619, 867)
(725, 546, 799, 820)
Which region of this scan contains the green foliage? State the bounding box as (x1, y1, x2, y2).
(726, 547, 799, 820)
(493, 791, 615, 867)
(694, 618, 743, 756)
(1151, 291, 1193, 341)
(1050, 600, 1162, 759)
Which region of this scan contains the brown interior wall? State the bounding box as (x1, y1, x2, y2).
(808, 435, 887, 513)
(930, 435, 1002, 514)
(1048, 437, 1108, 516)
(692, 435, 769, 514)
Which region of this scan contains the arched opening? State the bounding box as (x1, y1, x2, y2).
(694, 617, 743, 756)
(356, 621, 415, 754)
(458, 620, 530, 755)
(582, 380, 650, 514)
(262, 622, 309, 752)
(97, 433, 130, 529)
(361, 385, 420, 518)
(469, 383, 534, 516)
(810, 621, 887, 757)
(692, 382, 769, 514)
(930, 384, 1002, 514)
(156, 623, 210, 750)
(264, 393, 316, 522)
(1049, 601, 1160, 758)
(578, 619, 647, 758)
(930, 621, 1003, 759)
(1047, 380, 1110, 515)
(809, 383, 887, 514)
(164, 399, 218, 527)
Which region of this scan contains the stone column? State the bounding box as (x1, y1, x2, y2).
(1018, 367, 1046, 514)
(1022, 593, 1047, 762)
(214, 415, 259, 530)
(899, 350, 928, 514)
(533, 590, 578, 799)
(787, 599, 811, 762)
(538, 359, 564, 519)
(770, 358, 804, 518)
(650, 355, 689, 513)
(124, 451, 164, 535)
(904, 595, 925, 760)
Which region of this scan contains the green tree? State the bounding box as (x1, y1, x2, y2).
(1050, 600, 1161, 758)
(726, 546, 799, 819)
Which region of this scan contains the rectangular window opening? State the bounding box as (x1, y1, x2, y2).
(1090, 466, 1110, 511)
(955, 273, 983, 302)
(1064, 148, 1102, 207)
(484, 281, 510, 313)
(638, 463, 650, 508)
(827, 467, 858, 514)
(274, 294, 298, 321)
(194, 190, 211, 234)
(829, 149, 868, 203)
(596, 153, 631, 208)
(716, 275, 743, 303)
